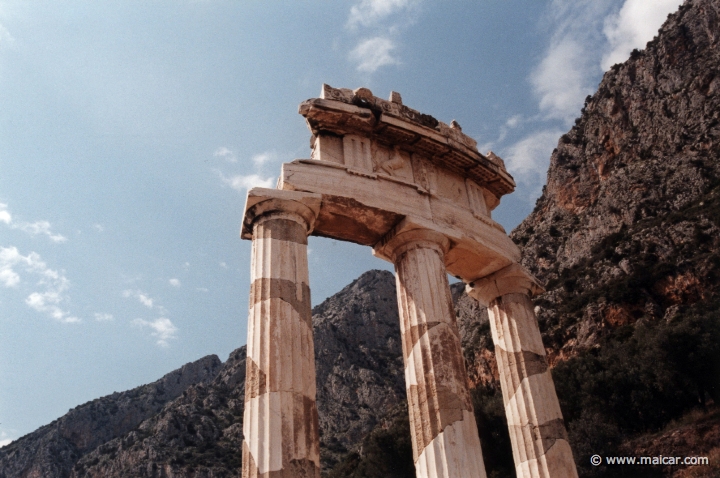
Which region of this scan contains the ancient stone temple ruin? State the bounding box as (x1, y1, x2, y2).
(240, 85, 578, 478)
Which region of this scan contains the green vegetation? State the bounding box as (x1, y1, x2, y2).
(554, 298, 720, 476)
(325, 403, 414, 478)
(324, 385, 516, 478)
(472, 385, 515, 478)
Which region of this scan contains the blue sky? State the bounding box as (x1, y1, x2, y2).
(0, 0, 682, 445)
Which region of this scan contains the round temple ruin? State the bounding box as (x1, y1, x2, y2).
(240, 85, 578, 478)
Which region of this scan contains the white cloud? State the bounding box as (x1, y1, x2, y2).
(350, 36, 399, 73)
(132, 317, 178, 347)
(196, 287, 208, 292)
(601, 0, 682, 70)
(0, 247, 22, 287)
(219, 172, 275, 191)
(0, 203, 11, 224)
(213, 146, 237, 163)
(345, 0, 419, 73)
(0, 246, 78, 322)
(169, 278, 181, 287)
(529, 1, 616, 123)
(251, 151, 275, 167)
(347, 0, 417, 29)
(503, 129, 565, 195)
(26, 291, 80, 323)
(122, 289, 154, 308)
(94, 312, 114, 322)
(0, 429, 13, 448)
(0, 204, 67, 242)
(93, 224, 104, 232)
(219, 261, 228, 269)
(531, 38, 590, 123)
(14, 220, 67, 243)
(505, 115, 522, 129)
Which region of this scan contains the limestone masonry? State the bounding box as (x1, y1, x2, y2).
(240, 85, 578, 478)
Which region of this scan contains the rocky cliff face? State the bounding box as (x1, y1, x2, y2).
(312, 270, 406, 470)
(512, 0, 720, 357)
(508, 0, 720, 475)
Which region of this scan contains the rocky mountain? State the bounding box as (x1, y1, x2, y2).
(0, 270, 414, 478)
(513, 0, 720, 359)
(509, 0, 720, 475)
(0, 356, 223, 478)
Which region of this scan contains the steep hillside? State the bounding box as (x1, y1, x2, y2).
(71, 348, 247, 478)
(311, 270, 407, 470)
(513, 0, 720, 356)
(508, 0, 720, 475)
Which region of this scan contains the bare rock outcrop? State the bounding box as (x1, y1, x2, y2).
(511, 0, 720, 357)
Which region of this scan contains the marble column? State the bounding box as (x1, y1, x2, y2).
(378, 229, 487, 478)
(467, 264, 577, 478)
(242, 198, 320, 478)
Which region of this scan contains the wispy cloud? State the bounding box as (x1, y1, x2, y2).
(168, 278, 180, 287)
(214, 146, 237, 163)
(345, 0, 419, 73)
(350, 36, 399, 73)
(504, 129, 565, 197)
(0, 21, 14, 49)
(93, 224, 104, 232)
(251, 151, 275, 167)
(132, 317, 178, 348)
(0, 204, 67, 242)
(347, 0, 418, 29)
(122, 289, 154, 308)
(15, 221, 67, 243)
(529, 1, 614, 124)
(218, 171, 274, 191)
(213, 148, 278, 192)
(531, 37, 591, 123)
(601, 0, 682, 70)
(0, 429, 13, 448)
(94, 312, 114, 322)
(0, 203, 10, 224)
(0, 246, 79, 323)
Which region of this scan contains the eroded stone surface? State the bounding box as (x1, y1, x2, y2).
(480, 280, 577, 478)
(242, 202, 320, 478)
(386, 231, 487, 477)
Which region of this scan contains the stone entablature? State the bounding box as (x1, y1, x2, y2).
(301, 84, 515, 200)
(277, 85, 521, 282)
(240, 86, 578, 478)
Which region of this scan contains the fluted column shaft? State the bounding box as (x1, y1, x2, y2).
(242, 206, 320, 478)
(387, 230, 487, 478)
(468, 265, 577, 478)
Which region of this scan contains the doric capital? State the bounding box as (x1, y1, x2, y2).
(373, 223, 450, 264)
(241, 188, 322, 240)
(466, 263, 545, 307)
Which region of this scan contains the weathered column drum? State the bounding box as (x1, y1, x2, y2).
(242, 194, 322, 478)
